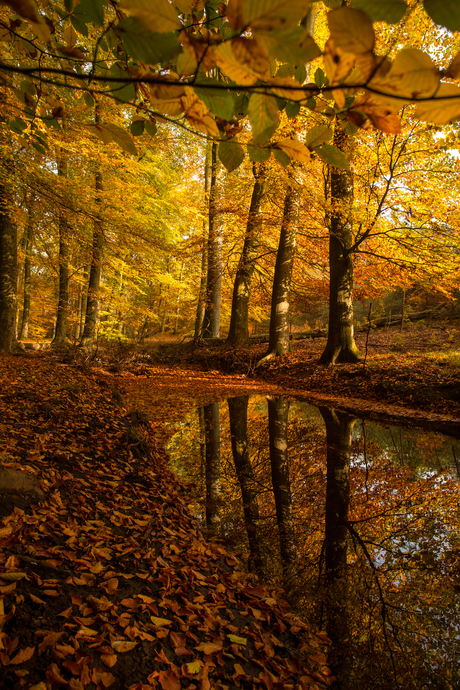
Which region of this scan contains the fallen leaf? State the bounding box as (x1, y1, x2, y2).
(8, 646, 35, 664)
(112, 640, 137, 652)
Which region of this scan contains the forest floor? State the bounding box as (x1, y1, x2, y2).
(1, 319, 459, 690)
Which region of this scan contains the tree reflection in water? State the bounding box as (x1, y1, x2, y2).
(167, 397, 460, 689)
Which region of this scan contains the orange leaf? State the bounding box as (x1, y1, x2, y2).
(158, 669, 181, 690)
(112, 640, 137, 652)
(38, 632, 63, 655)
(101, 653, 117, 668)
(194, 642, 222, 655)
(8, 646, 35, 665)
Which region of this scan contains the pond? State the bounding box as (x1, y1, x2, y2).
(166, 396, 460, 690)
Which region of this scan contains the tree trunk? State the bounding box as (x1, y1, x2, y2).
(0, 181, 20, 353)
(267, 396, 297, 596)
(203, 402, 221, 537)
(227, 163, 266, 347)
(79, 106, 104, 351)
(319, 407, 356, 683)
(202, 143, 225, 339)
(18, 202, 34, 340)
(319, 122, 360, 365)
(258, 174, 301, 365)
(195, 142, 211, 339)
(52, 148, 69, 346)
(228, 396, 264, 575)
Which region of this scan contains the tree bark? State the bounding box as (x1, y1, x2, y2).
(52, 147, 69, 346)
(195, 142, 211, 339)
(227, 164, 266, 347)
(79, 106, 104, 351)
(202, 143, 225, 339)
(0, 181, 20, 353)
(258, 173, 301, 365)
(18, 201, 35, 340)
(228, 396, 264, 575)
(203, 402, 221, 537)
(267, 397, 297, 596)
(319, 122, 360, 365)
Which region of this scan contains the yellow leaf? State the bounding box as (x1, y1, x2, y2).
(119, 0, 181, 32)
(214, 42, 259, 86)
(1, 572, 28, 581)
(323, 40, 356, 86)
(227, 634, 247, 645)
(275, 138, 311, 162)
(267, 77, 306, 102)
(349, 94, 401, 133)
(328, 7, 375, 55)
(227, 0, 311, 32)
(231, 37, 270, 79)
(77, 626, 98, 637)
(150, 616, 173, 627)
(186, 660, 202, 674)
(369, 49, 439, 103)
(414, 82, 460, 124)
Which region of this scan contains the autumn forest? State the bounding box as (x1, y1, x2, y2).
(1, 0, 460, 689)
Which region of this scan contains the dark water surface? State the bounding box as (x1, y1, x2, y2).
(166, 397, 460, 689)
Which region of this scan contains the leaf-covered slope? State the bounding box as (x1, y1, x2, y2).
(0, 353, 333, 690)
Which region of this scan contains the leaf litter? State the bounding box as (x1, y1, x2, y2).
(0, 352, 334, 689)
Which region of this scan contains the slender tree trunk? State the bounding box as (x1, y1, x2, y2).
(195, 142, 211, 339)
(319, 407, 356, 684)
(0, 180, 20, 353)
(18, 202, 34, 340)
(174, 262, 184, 334)
(228, 396, 264, 575)
(227, 164, 266, 347)
(79, 106, 104, 351)
(258, 173, 301, 365)
(319, 122, 360, 365)
(267, 397, 297, 596)
(52, 148, 69, 346)
(203, 402, 221, 537)
(202, 143, 225, 339)
(400, 287, 406, 332)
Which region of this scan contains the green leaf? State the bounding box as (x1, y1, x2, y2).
(285, 101, 300, 118)
(108, 63, 136, 103)
(32, 141, 47, 155)
(313, 144, 350, 170)
(423, 0, 460, 31)
(323, 0, 342, 7)
(273, 148, 290, 167)
(73, 0, 104, 26)
(295, 64, 307, 84)
(230, 0, 313, 32)
(218, 140, 245, 172)
(145, 120, 158, 137)
(314, 68, 328, 89)
(103, 124, 138, 155)
(131, 118, 145, 136)
(117, 18, 181, 64)
(119, 0, 181, 32)
(20, 79, 35, 96)
(256, 26, 321, 66)
(351, 0, 407, 24)
(247, 144, 271, 162)
(305, 124, 333, 148)
(83, 92, 94, 108)
(194, 79, 234, 120)
(70, 14, 88, 36)
(234, 93, 249, 118)
(248, 92, 279, 145)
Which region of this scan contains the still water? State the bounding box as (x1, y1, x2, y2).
(167, 396, 460, 690)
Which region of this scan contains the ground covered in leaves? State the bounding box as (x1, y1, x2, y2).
(0, 353, 333, 690)
(132, 320, 460, 436)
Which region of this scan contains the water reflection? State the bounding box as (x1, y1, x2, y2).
(167, 397, 460, 689)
